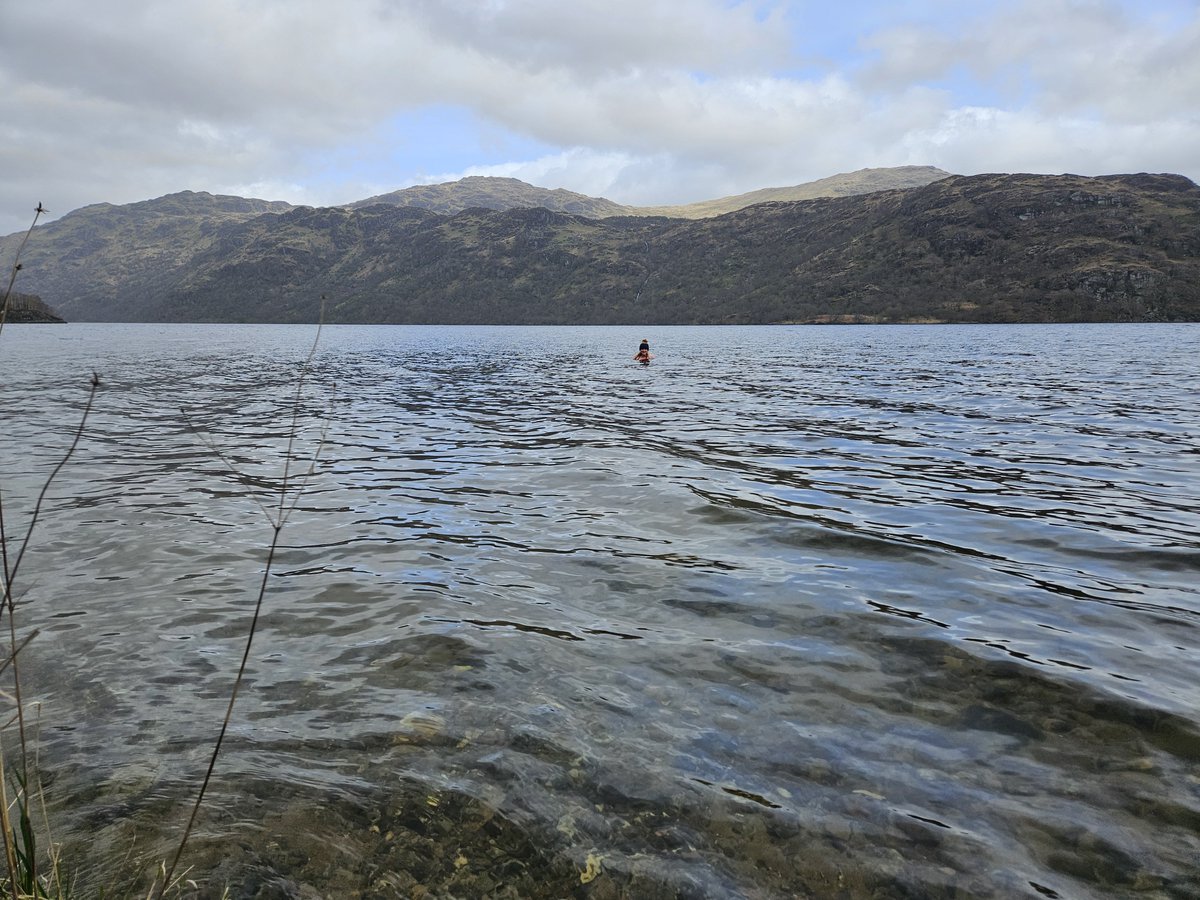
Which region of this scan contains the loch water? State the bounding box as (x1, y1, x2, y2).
(0, 323, 1197, 899)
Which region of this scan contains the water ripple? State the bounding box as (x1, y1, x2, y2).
(2, 323, 1199, 897)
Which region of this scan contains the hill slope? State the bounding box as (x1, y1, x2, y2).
(1, 191, 295, 320)
(2, 167, 953, 320)
(346, 167, 952, 219)
(635, 166, 952, 218)
(349, 176, 631, 217)
(11, 172, 1191, 325)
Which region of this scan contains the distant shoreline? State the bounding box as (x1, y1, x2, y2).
(35, 319, 1195, 328)
(4, 311, 66, 324)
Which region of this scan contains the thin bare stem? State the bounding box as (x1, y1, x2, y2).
(155, 522, 281, 898)
(0, 747, 18, 900)
(0, 372, 100, 898)
(0, 202, 88, 900)
(4, 373, 101, 601)
(155, 301, 326, 899)
(0, 630, 39, 680)
(0, 203, 47, 342)
(30, 704, 69, 900)
(279, 415, 331, 530)
(0, 498, 10, 628)
(178, 410, 277, 524)
(276, 311, 325, 527)
(0, 204, 49, 634)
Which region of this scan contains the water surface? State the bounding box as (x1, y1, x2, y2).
(1, 323, 1197, 898)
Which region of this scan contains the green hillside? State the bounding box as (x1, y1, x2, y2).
(4, 171, 1197, 325)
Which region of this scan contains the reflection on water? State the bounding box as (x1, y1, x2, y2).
(1, 323, 1199, 898)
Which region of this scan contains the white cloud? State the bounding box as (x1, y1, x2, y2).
(429, 148, 640, 195)
(401, 0, 791, 76)
(1, 0, 1197, 236)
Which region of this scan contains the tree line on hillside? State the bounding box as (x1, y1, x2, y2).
(1, 292, 64, 323)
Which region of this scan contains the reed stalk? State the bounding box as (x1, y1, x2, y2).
(151, 304, 327, 899)
(3, 204, 327, 897)
(0, 205, 46, 341)
(1, 203, 94, 899)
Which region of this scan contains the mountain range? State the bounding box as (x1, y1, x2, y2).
(348, 166, 952, 219)
(2, 166, 1198, 324)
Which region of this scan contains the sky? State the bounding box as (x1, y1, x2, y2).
(1, 0, 1198, 236)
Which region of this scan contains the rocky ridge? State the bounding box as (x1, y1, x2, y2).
(2, 170, 1196, 324)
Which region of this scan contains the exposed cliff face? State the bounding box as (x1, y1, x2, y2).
(3, 173, 1198, 324)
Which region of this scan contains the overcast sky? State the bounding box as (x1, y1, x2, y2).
(1, 0, 1197, 236)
